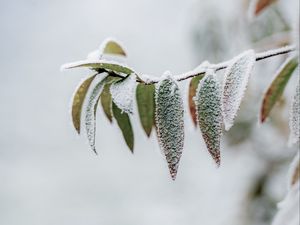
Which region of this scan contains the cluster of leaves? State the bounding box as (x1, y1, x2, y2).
(62, 38, 299, 180)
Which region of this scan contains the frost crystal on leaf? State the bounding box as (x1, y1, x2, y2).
(222, 50, 255, 131)
(155, 73, 184, 180)
(110, 74, 136, 114)
(195, 70, 223, 166)
(84, 74, 108, 154)
(289, 81, 300, 146)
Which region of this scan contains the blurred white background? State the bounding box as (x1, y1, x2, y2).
(0, 0, 298, 225)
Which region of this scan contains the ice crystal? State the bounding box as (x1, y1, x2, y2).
(222, 50, 255, 131)
(195, 70, 223, 166)
(84, 75, 108, 154)
(110, 74, 136, 114)
(155, 73, 184, 180)
(289, 82, 300, 146)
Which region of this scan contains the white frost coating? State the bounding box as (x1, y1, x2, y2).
(98, 37, 127, 55)
(195, 69, 223, 166)
(87, 49, 101, 60)
(155, 73, 184, 180)
(110, 74, 136, 114)
(256, 45, 296, 60)
(222, 50, 255, 131)
(288, 82, 300, 146)
(140, 74, 160, 84)
(287, 152, 300, 189)
(272, 181, 299, 225)
(84, 75, 108, 154)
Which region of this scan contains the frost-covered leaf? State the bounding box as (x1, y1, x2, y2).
(195, 70, 223, 166)
(288, 152, 300, 188)
(61, 60, 134, 75)
(222, 50, 255, 131)
(136, 83, 155, 137)
(155, 73, 184, 180)
(112, 102, 134, 152)
(289, 81, 300, 145)
(100, 38, 126, 56)
(272, 181, 299, 225)
(71, 74, 97, 134)
(85, 75, 108, 154)
(188, 75, 204, 126)
(260, 56, 298, 123)
(110, 74, 136, 114)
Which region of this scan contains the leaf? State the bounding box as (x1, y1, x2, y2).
(253, 0, 277, 16)
(100, 38, 127, 56)
(260, 56, 298, 123)
(112, 102, 134, 152)
(195, 70, 223, 166)
(155, 73, 184, 180)
(288, 152, 300, 188)
(71, 74, 97, 134)
(288, 81, 300, 145)
(222, 50, 255, 131)
(110, 74, 136, 114)
(100, 83, 113, 123)
(188, 75, 205, 126)
(84, 74, 108, 154)
(136, 83, 155, 137)
(61, 60, 134, 75)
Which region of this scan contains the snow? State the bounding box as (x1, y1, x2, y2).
(222, 50, 256, 131)
(110, 74, 136, 114)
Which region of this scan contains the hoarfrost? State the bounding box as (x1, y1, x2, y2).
(288, 81, 300, 146)
(84, 74, 108, 154)
(155, 74, 184, 180)
(110, 74, 136, 114)
(195, 69, 223, 166)
(222, 50, 255, 131)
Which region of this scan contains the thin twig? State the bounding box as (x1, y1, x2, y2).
(139, 45, 296, 84)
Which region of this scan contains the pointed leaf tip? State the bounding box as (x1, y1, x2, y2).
(260, 56, 298, 123)
(195, 71, 223, 166)
(112, 102, 134, 152)
(222, 50, 255, 131)
(155, 76, 184, 180)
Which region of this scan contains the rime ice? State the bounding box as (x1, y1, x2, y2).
(84, 75, 107, 154)
(222, 50, 255, 131)
(195, 70, 223, 166)
(110, 74, 136, 114)
(155, 74, 184, 180)
(289, 82, 300, 146)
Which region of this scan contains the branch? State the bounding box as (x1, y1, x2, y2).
(139, 45, 296, 84)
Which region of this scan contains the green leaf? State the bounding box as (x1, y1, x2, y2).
(195, 70, 223, 166)
(101, 38, 127, 56)
(155, 74, 184, 180)
(62, 60, 134, 75)
(112, 102, 134, 152)
(100, 83, 113, 123)
(71, 74, 97, 134)
(136, 83, 155, 137)
(188, 75, 204, 126)
(260, 56, 298, 123)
